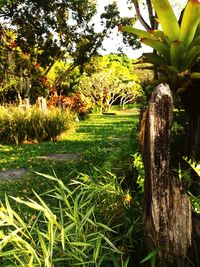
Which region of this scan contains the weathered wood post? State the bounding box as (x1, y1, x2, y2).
(37, 96, 47, 111)
(142, 84, 192, 266)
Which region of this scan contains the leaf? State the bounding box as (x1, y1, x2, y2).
(122, 256, 130, 267)
(143, 53, 165, 65)
(93, 237, 102, 262)
(170, 40, 185, 70)
(151, 0, 179, 42)
(96, 222, 116, 233)
(183, 157, 200, 177)
(179, 0, 200, 48)
(188, 35, 200, 49)
(100, 234, 123, 254)
(148, 30, 166, 41)
(161, 65, 179, 75)
(33, 191, 59, 225)
(70, 242, 92, 247)
(5, 195, 14, 221)
(0, 228, 23, 249)
(151, 254, 157, 267)
(64, 211, 77, 222)
(191, 72, 200, 79)
(140, 248, 160, 264)
(80, 206, 95, 228)
(37, 229, 48, 255)
(141, 38, 170, 62)
(34, 171, 71, 193)
(119, 26, 154, 39)
(10, 196, 45, 212)
(184, 45, 200, 69)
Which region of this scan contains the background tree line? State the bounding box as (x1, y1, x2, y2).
(0, 0, 149, 111)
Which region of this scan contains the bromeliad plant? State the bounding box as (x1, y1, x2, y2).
(119, 0, 200, 93)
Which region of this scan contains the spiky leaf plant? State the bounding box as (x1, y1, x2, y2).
(119, 0, 200, 93)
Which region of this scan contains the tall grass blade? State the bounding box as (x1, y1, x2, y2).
(140, 248, 160, 264)
(100, 234, 123, 254)
(93, 237, 102, 262)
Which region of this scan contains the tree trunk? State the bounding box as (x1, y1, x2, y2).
(142, 84, 192, 266)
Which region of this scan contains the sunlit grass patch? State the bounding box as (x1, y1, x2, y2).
(0, 112, 145, 266)
(0, 113, 139, 199)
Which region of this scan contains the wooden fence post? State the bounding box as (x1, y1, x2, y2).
(142, 84, 192, 266)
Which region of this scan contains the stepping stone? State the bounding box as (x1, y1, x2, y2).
(37, 153, 81, 162)
(0, 168, 27, 180)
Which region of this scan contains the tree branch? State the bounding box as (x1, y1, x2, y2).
(146, 0, 154, 29)
(132, 0, 152, 30)
(53, 63, 76, 89)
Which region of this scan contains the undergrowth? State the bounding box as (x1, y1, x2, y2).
(0, 113, 148, 266)
(0, 106, 74, 144)
(0, 169, 145, 266)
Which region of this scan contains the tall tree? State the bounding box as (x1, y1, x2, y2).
(0, 0, 140, 97)
(0, 0, 99, 73)
(0, 25, 51, 103)
(74, 54, 144, 112)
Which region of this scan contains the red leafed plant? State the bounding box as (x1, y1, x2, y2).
(47, 92, 89, 119)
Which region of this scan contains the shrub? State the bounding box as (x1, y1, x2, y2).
(0, 171, 144, 266)
(0, 106, 74, 144)
(47, 93, 92, 120)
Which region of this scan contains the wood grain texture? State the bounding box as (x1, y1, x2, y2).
(142, 84, 192, 266)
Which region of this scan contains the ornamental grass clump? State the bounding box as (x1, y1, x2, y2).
(0, 106, 74, 144)
(0, 171, 143, 267)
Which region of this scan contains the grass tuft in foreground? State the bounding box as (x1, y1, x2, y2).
(0, 171, 144, 267)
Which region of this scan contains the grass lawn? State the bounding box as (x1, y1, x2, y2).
(0, 112, 139, 200)
(0, 111, 146, 267)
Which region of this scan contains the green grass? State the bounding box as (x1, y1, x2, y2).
(0, 113, 139, 199)
(0, 106, 73, 143)
(0, 111, 146, 266)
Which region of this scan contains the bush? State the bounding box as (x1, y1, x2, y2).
(0, 171, 144, 267)
(0, 106, 74, 144)
(47, 93, 92, 120)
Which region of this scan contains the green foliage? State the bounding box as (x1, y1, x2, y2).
(0, 28, 20, 103)
(0, 0, 97, 69)
(182, 157, 200, 214)
(0, 106, 74, 144)
(75, 54, 144, 113)
(0, 26, 51, 104)
(131, 153, 145, 192)
(0, 170, 143, 266)
(47, 59, 74, 93)
(140, 248, 161, 267)
(0, 0, 139, 97)
(170, 110, 186, 165)
(0, 114, 139, 197)
(120, 0, 200, 92)
(0, 111, 146, 265)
